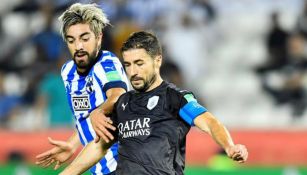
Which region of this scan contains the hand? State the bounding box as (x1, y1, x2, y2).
(225, 144, 248, 163)
(90, 108, 116, 143)
(36, 137, 75, 170)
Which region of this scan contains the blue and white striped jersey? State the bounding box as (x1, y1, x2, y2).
(61, 50, 129, 175)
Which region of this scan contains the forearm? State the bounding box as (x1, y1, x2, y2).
(60, 139, 111, 175)
(100, 88, 126, 115)
(99, 98, 116, 115)
(194, 112, 234, 150)
(67, 130, 82, 152)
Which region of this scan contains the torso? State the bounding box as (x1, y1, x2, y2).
(61, 50, 129, 174)
(113, 82, 191, 175)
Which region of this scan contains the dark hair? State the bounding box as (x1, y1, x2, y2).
(121, 31, 162, 58)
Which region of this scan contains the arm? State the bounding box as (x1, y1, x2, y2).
(36, 130, 81, 169)
(59, 139, 114, 175)
(90, 87, 126, 143)
(99, 88, 126, 114)
(194, 112, 248, 163)
(91, 55, 128, 142)
(66, 130, 82, 152)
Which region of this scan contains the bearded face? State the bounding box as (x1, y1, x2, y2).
(65, 23, 101, 73)
(123, 49, 159, 92)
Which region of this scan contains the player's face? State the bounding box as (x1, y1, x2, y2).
(65, 23, 102, 72)
(123, 49, 160, 92)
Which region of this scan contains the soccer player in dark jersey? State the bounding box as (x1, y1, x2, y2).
(60, 31, 248, 175)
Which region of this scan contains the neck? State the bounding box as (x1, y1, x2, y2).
(145, 75, 163, 92)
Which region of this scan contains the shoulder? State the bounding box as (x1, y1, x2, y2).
(115, 90, 133, 106)
(94, 50, 123, 70)
(99, 50, 121, 63)
(165, 82, 192, 98)
(61, 60, 75, 80)
(121, 90, 135, 99)
(164, 82, 198, 108)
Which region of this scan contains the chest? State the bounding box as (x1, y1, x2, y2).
(116, 92, 178, 129)
(118, 93, 168, 120)
(65, 75, 105, 114)
(115, 92, 189, 143)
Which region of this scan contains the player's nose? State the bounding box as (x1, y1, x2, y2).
(129, 65, 138, 76)
(75, 41, 84, 50)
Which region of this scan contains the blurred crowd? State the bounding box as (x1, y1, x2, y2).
(256, 10, 307, 119)
(1, 0, 307, 131)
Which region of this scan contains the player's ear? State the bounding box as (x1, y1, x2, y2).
(97, 32, 103, 43)
(154, 55, 162, 68)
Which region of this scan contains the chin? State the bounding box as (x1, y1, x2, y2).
(77, 62, 90, 69)
(133, 85, 144, 91)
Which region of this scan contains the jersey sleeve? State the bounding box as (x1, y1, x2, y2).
(94, 52, 129, 93)
(177, 91, 208, 126)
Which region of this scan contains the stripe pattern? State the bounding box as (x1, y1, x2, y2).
(61, 51, 129, 174)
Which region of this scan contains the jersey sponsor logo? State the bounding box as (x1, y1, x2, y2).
(118, 118, 151, 138)
(147, 96, 159, 110)
(71, 95, 91, 111)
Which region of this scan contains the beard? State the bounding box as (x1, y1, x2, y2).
(131, 73, 157, 92)
(73, 47, 98, 70)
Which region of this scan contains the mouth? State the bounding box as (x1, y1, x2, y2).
(131, 77, 143, 83)
(74, 52, 88, 61)
(131, 79, 144, 86)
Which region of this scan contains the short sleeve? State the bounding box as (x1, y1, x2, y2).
(177, 91, 208, 126)
(94, 52, 129, 93)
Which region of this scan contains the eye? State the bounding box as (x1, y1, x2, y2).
(136, 62, 143, 66)
(67, 39, 74, 44)
(81, 35, 90, 42)
(124, 63, 130, 68)
(82, 37, 89, 42)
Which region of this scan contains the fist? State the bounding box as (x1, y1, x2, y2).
(226, 144, 248, 163)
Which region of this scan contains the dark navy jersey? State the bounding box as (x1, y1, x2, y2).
(111, 81, 207, 175)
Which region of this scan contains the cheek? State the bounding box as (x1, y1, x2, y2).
(87, 41, 99, 52)
(67, 45, 75, 55)
(142, 69, 151, 79)
(125, 67, 132, 77)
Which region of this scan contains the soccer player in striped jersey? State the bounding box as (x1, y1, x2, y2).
(59, 31, 248, 175)
(35, 3, 129, 175)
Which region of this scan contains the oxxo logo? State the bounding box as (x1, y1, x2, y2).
(72, 95, 91, 111)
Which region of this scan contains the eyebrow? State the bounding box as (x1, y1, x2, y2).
(134, 59, 143, 63)
(80, 32, 90, 38)
(124, 59, 144, 64)
(65, 32, 91, 39)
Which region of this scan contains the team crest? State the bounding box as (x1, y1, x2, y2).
(85, 76, 94, 93)
(147, 96, 159, 110)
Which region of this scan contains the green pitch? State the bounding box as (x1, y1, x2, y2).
(1, 163, 307, 175)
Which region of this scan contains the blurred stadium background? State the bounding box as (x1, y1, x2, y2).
(1, 0, 307, 174)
